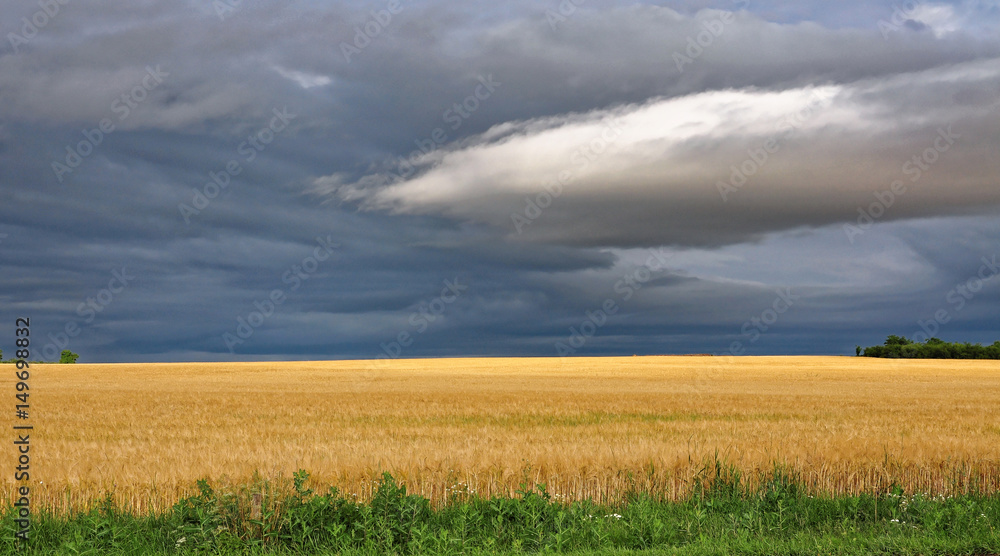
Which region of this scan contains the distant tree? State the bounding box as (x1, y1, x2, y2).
(863, 345, 884, 357)
(855, 345, 861, 356)
(59, 350, 79, 364)
(860, 336, 1000, 360)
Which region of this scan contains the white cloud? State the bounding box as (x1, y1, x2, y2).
(272, 66, 332, 89)
(911, 3, 962, 37)
(320, 85, 846, 208)
(313, 58, 1000, 248)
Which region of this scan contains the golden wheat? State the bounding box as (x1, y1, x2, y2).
(3, 356, 999, 514)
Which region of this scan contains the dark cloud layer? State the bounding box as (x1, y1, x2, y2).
(1, 1, 998, 362)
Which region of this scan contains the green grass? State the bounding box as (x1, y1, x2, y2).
(1, 465, 997, 555)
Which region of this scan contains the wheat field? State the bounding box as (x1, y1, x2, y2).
(3, 356, 999, 515)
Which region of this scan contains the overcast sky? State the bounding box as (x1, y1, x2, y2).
(2, 0, 999, 362)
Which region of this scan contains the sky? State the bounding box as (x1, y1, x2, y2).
(1, 0, 999, 363)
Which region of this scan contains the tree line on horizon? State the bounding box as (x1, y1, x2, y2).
(858, 335, 1000, 359)
(0, 348, 78, 363)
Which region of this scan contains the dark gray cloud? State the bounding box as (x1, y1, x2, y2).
(1, 0, 998, 362)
